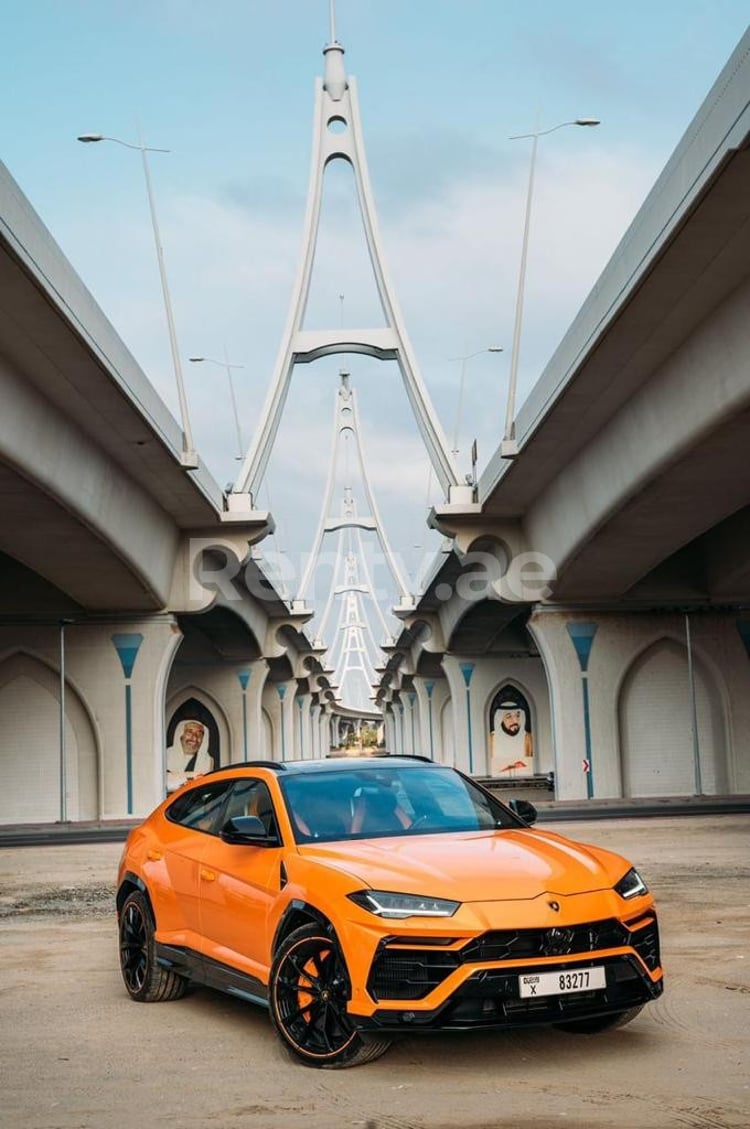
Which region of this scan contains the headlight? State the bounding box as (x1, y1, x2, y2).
(615, 867, 648, 899)
(347, 890, 460, 919)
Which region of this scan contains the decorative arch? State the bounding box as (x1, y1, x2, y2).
(0, 650, 99, 823)
(618, 637, 727, 797)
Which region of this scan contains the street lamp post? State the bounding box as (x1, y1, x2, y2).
(502, 117, 600, 459)
(449, 346, 503, 460)
(189, 350, 246, 461)
(77, 131, 197, 468)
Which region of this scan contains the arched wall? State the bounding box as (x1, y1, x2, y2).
(527, 609, 748, 800)
(618, 637, 727, 796)
(0, 650, 99, 822)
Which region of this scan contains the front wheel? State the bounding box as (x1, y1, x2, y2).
(118, 889, 190, 1003)
(269, 923, 391, 1068)
(554, 1004, 645, 1034)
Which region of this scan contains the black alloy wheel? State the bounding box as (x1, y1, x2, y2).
(118, 889, 189, 1003)
(269, 923, 391, 1068)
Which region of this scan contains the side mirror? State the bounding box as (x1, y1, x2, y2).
(509, 798, 538, 826)
(220, 815, 277, 846)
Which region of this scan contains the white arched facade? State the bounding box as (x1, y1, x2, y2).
(618, 637, 727, 797)
(0, 651, 99, 823)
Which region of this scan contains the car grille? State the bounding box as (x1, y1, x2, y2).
(368, 914, 660, 1001)
(461, 914, 660, 971)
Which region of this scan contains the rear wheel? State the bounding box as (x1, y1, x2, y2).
(118, 889, 190, 1003)
(554, 1004, 645, 1034)
(269, 923, 391, 1068)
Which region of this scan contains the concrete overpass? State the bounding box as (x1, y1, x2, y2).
(0, 160, 346, 825)
(377, 28, 750, 801)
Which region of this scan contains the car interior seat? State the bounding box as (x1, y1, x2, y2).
(350, 787, 411, 835)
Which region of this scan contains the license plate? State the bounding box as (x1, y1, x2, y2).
(519, 966, 606, 998)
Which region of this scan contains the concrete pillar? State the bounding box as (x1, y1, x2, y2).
(323, 708, 335, 755)
(92, 618, 181, 817)
(262, 680, 295, 762)
(412, 676, 449, 762)
(293, 690, 313, 759)
(405, 690, 420, 755)
(394, 700, 407, 754)
(383, 706, 397, 752)
(442, 655, 485, 775)
(245, 659, 270, 761)
(526, 611, 598, 800)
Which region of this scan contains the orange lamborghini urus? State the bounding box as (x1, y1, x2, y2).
(116, 757, 663, 1068)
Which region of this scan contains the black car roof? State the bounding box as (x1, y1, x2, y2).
(211, 755, 439, 776)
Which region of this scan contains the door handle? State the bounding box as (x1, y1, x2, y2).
(146, 849, 163, 861)
(200, 868, 217, 882)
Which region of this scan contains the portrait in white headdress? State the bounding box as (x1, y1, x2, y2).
(166, 718, 214, 793)
(490, 691, 533, 777)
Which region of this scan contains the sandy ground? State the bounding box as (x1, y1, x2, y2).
(1, 816, 749, 1129)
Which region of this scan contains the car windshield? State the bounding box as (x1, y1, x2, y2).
(279, 764, 522, 844)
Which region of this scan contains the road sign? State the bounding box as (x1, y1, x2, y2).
(582, 758, 590, 773)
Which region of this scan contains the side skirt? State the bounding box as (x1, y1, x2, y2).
(155, 943, 269, 1009)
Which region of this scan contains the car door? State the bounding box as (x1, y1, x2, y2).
(198, 778, 284, 982)
(151, 779, 235, 948)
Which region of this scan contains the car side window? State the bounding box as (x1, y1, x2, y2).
(166, 780, 233, 834)
(223, 779, 280, 842)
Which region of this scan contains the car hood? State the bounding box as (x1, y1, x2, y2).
(299, 828, 625, 901)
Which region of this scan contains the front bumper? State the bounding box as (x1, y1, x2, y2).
(350, 911, 663, 1034)
(355, 953, 663, 1033)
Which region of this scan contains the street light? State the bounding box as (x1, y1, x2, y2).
(189, 351, 245, 461)
(502, 117, 600, 459)
(448, 346, 503, 457)
(77, 131, 197, 468)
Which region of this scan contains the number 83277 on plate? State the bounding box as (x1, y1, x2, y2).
(519, 966, 607, 998)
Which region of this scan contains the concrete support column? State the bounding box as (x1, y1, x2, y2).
(383, 706, 397, 752)
(327, 710, 337, 755)
(240, 658, 269, 762)
(93, 618, 181, 817)
(442, 655, 484, 775)
(527, 610, 600, 800)
(294, 690, 313, 760)
(263, 680, 295, 762)
(412, 676, 449, 762)
(310, 702, 321, 759)
(392, 699, 406, 754)
(405, 690, 420, 755)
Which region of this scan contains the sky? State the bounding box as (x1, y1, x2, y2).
(3, 1, 749, 703)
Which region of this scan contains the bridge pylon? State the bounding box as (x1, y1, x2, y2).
(232, 25, 465, 507)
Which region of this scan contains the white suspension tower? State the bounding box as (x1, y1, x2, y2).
(328, 539, 381, 710)
(301, 371, 402, 707)
(299, 370, 410, 608)
(231, 9, 466, 510)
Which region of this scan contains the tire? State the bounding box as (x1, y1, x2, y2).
(269, 923, 391, 1068)
(554, 1004, 645, 1034)
(118, 889, 190, 1003)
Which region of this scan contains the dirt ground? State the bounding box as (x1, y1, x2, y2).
(1, 815, 748, 1129)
